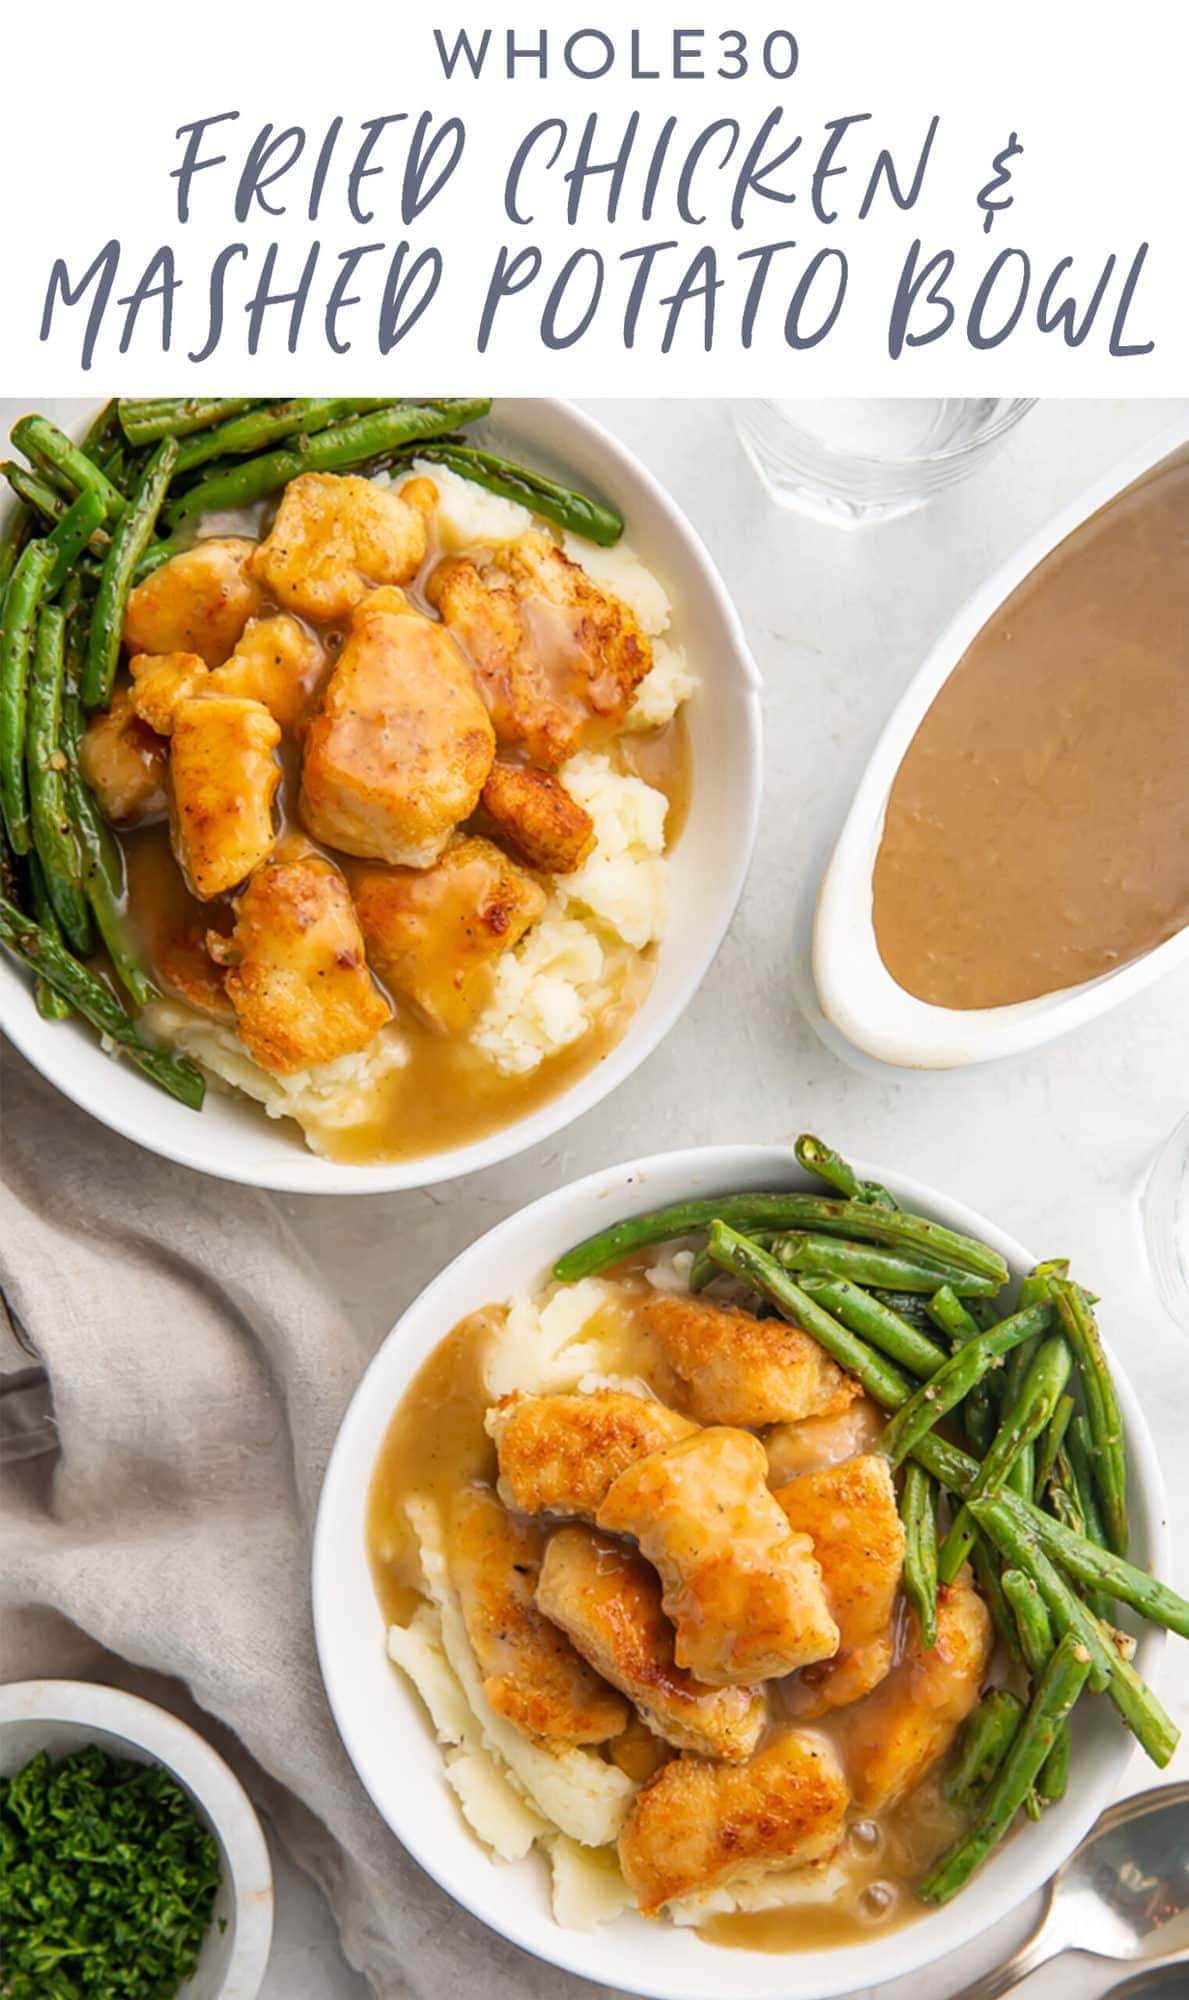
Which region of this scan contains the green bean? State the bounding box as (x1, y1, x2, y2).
(165, 400, 493, 525)
(10, 416, 125, 523)
(0, 500, 33, 590)
(687, 1242, 716, 1294)
(938, 1336, 1072, 1585)
(968, 1496, 1114, 1695)
(901, 1462, 940, 1648)
(2, 460, 67, 524)
(1002, 1567, 1070, 1798)
(26, 853, 72, 1018)
(387, 440, 624, 548)
(26, 605, 90, 953)
(0, 537, 56, 852)
(1065, 1416, 1111, 1618)
(1002, 1568, 1055, 1674)
(705, 1223, 914, 1407)
(1050, 1279, 1127, 1555)
(868, 1288, 939, 1332)
(0, 895, 203, 1106)
(82, 439, 177, 709)
(555, 1192, 1009, 1286)
(43, 491, 107, 597)
(926, 1284, 999, 1453)
(793, 1132, 897, 1208)
(920, 1634, 1092, 1903)
(60, 654, 155, 1008)
(970, 1532, 1022, 1662)
(117, 397, 262, 445)
(1034, 1392, 1075, 1505)
(1001, 1278, 1064, 1500)
(799, 1275, 949, 1377)
(914, 1431, 1189, 1643)
(78, 399, 123, 464)
(945, 1689, 1025, 1807)
(877, 1303, 1055, 1469)
(774, 1231, 998, 1297)
(171, 397, 398, 474)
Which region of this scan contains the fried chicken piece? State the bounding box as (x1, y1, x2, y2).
(537, 1526, 765, 1762)
(128, 652, 210, 735)
(300, 587, 495, 867)
(597, 1428, 840, 1686)
(79, 690, 168, 826)
(169, 695, 281, 900)
(480, 762, 596, 875)
(250, 473, 435, 623)
(446, 1486, 627, 1746)
(642, 1292, 862, 1429)
(426, 532, 651, 768)
(762, 1398, 887, 1485)
(775, 1455, 906, 1718)
(486, 1389, 696, 1521)
(618, 1729, 849, 1918)
(123, 538, 264, 669)
(208, 614, 324, 727)
(837, 1567, 992, 1811)
(210, 837, 390, 1073)
(352, 834, 545, 1035)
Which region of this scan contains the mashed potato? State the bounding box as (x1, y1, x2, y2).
(142, 1002, 409, 1154)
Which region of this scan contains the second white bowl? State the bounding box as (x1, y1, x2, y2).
(313, 1144, 1170, 2000)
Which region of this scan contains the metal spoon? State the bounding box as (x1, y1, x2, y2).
(951, 1784, 1189, 2000)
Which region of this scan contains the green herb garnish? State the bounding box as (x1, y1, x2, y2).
(0, 1743, 221, 1998)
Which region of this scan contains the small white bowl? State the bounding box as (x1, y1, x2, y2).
(0, 399, 761, 1192)
(814, 418, 1189, 1070)
(0, 1680, 273, 2000)
(313, 1144, 1170, 2000)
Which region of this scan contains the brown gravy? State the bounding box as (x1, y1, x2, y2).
(110, 503, 692, 1164)
(365, 1288, 968, 1955)
(872, 448, 1189, 1010)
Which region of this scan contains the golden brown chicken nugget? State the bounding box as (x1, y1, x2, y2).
(352, 835, 545, 1035)
(537, 1526, 765, 1761)
(643, 1291, 862, 1429)
(618, 1728, 849, 1917)
(480, 762, 596, 875)
(486, 1389, 696, 1520)
(124, 539, 264, 669)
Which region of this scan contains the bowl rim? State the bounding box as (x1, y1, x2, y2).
(312, 1142, 1170, 2000)
(0, 1678, 274, 2000)
(813, 415, 1189, 1070)
(0, 397, 763, 1194)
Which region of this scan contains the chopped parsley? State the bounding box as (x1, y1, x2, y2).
(0, 1743, 221, 1998)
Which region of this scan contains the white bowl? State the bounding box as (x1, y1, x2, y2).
(0, 399, 761, 1192)
(312, 1144, 1170, 2000)
(0, 1679, 273, 2000)
(814, 418, 1189, 1069)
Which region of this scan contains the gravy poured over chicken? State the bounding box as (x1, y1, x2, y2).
(367, 1262, 986, 1949)
(82, 462, 692, 1162)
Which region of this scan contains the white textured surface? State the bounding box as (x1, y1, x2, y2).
(265, 397, 1189, 2000)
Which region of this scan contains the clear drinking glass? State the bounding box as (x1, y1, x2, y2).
(1143, 1113, 1189, 1336)
(734, 398, 1036, 527)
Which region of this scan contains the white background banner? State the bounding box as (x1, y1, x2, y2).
(3, 0, 1185, 392)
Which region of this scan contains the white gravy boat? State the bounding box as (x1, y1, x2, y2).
(813, 419, 1189, 1069)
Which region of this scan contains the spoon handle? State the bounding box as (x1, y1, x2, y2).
(946, 1932, 1066, 2000)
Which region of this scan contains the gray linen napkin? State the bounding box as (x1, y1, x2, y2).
(0, 1042, 617, 2000)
